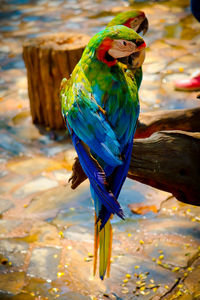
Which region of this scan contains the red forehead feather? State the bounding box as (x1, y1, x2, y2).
(123, 18, 134, 28)
(123, 12, 145, 28)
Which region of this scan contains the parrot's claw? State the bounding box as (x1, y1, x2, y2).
(69, 157, 87, 189)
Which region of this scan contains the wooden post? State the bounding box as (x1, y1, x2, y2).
(23, 32, 90, 129)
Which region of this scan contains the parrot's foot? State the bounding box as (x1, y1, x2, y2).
(69, 157, 87, 189)
(174, 73, 200, 91)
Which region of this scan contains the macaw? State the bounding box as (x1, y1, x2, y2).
(69, 10, 149, 191)
(107, 10, 148, 89)
(61, 25, 146, 280)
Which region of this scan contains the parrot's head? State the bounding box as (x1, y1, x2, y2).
(87, 25, 146, 68)
(107, 10, 149, 36)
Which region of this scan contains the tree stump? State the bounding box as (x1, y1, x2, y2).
(23, 32, 90, 129)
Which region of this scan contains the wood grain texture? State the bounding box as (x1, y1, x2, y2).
(129, 130, 200, 205)
(135, 107, 200, 138)
(23, 32, 90, 129)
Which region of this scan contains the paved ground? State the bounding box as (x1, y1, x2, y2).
(0, 0, 200, 299)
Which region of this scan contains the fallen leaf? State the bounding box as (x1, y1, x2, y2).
(8, 53, 16, 58)
(128, 203, 158, 215)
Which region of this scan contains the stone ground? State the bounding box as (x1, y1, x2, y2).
(0, 0, 200, 299)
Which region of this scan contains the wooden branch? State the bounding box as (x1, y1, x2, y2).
(69, 130, 200, 206)
(23, 33, 90, 129)
(69, 106, 200, 186)
(135, 106, 200, 138)
(129, 130, 200, 206)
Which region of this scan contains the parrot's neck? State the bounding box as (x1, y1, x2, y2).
(80, 47, 129, 108)
(83, 47, 112, 71)
(81, 47, 114, 87)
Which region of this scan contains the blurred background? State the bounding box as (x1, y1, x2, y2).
(0, 0, 200, 299)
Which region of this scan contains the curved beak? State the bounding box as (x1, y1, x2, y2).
(137, 17, 149, 35)
(118, 55, 132, 68)
(118, 49, 146, 70)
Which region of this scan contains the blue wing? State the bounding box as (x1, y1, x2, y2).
(109, 118, 138, 199)
(66, 86, 122, 167)
(69, 129, 124, 221)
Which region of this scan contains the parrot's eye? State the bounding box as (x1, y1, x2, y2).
(108, 39, 139, 59)
(130, 18, 139, 28)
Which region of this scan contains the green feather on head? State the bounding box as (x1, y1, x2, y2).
(85, 25, 145, 53)
(107, 10, 148, 35)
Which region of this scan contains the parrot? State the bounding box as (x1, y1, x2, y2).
(60, 25, 146, 280)
(107, 10, 148, 89)
(107, 10, 148, 34)
(69, 10, 149, 192)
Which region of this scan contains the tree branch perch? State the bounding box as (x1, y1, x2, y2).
(69, 107, 200, 206)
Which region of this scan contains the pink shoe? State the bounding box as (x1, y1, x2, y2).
(174, 74, 200, 91)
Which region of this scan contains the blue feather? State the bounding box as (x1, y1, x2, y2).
(91, 188, 111, 230)
(67, 89, 123, 167)
(71, 130, 124, 220)
(109, 111, 139, 199)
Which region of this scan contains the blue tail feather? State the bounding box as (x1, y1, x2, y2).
(96, 205, 111, 231)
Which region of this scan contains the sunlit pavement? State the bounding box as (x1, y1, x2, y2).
(0, 0, 200, 299)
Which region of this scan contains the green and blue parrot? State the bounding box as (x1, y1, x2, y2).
(61, 26, 146, 280)
(69, 10, 149, 190)
(107, 10, 148, 89)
